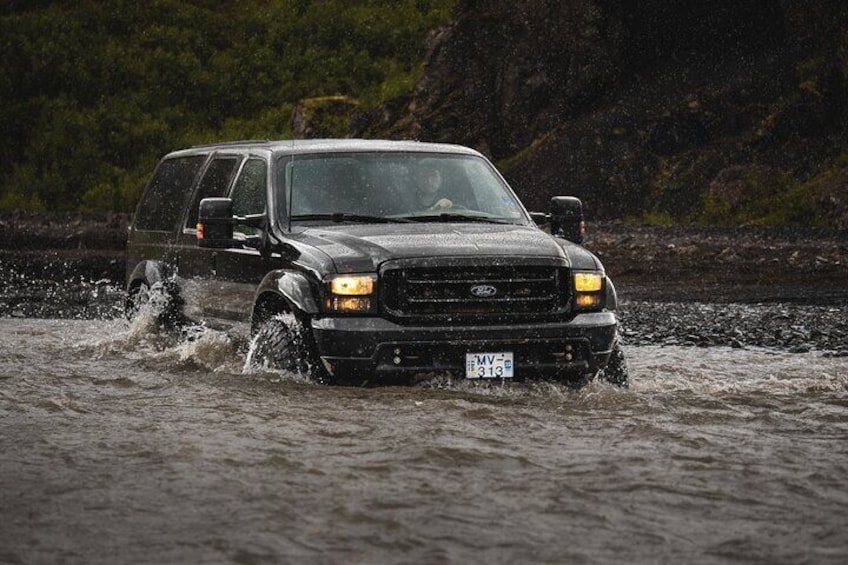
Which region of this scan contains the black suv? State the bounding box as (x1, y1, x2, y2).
(127, 139, 627, 386)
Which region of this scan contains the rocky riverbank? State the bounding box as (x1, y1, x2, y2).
(587, 222, 848, 305)
(1, 213, 846, 354)
(593, 222, 848, 356)
(620, 301, 847, 355)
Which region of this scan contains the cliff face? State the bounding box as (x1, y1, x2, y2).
(367, 0, 848, 227)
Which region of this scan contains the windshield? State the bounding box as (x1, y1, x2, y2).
(275, 153, 529, 225)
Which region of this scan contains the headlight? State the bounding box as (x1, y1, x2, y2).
(330, 275, 375, 296)
(573, 271, 605, 310)
(574, 272, 603, 292)
(325, 274, 377, 313)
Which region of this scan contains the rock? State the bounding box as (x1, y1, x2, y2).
(716, 247, 740, 263)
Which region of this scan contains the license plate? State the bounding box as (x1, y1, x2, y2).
(465, 352, 514, 379)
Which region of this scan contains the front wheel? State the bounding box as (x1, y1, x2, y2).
(246, 313, 328, 382)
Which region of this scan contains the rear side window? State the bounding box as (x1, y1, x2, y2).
(134, 156, 205, 231)
(185, 157, 241, 229)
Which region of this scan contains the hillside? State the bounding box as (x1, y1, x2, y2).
(2, 1, 846, 229)
(360, 0, 848, 229)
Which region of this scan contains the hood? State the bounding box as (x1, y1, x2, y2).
(294, 222, 601, 272)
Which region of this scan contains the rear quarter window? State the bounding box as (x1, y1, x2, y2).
(134, 156, 206, 231)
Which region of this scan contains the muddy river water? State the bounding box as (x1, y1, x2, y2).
(1, 309, 847, 564)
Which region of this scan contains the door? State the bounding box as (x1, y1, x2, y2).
(205, 157, 275, 326)
(175, 153, 243, 324)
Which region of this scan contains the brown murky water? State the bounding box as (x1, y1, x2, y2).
(1, 313, 847, 564)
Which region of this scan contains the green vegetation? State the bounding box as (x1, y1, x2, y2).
(0, 0, 453, 213)
(632, 211, 677, 226)
(697, 158, 848, 229)
(291, 96, 361, 138)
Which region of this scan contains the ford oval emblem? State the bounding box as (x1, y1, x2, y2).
(470, 284, 498, 298)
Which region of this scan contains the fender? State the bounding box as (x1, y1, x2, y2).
(252, 269, 320, 330)
(605, 276, 618, 312)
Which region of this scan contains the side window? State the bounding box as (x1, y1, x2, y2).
(230, 158, 267, 236)
(185, 156, 240, 229)
(134, 156, 205, 231)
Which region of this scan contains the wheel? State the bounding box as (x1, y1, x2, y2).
(597, 341, 629, 388)
(564, 372, 594, 390)
(246, 313, 328, 382)
(125, 282, 151, 320)
(125, 280, 185, 329)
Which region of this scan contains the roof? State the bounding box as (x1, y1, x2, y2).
(170, 139, 482, 158)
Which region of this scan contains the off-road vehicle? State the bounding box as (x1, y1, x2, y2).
(126, 139, 627, 386)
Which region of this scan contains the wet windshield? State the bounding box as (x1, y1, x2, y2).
(276, 153, 529, 224)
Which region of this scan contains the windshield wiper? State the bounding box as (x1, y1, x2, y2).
(290, 213, 414, 224)
(398, 212, 519, 225)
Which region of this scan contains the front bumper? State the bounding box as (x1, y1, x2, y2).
(310, 311, 617, 380)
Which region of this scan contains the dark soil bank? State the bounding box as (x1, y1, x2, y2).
(1, 213, 846, 354)
(588, 222, 848, 305)
(0, 213, 129, 319)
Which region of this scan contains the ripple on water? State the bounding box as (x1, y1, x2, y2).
(2, 317, 848, 564)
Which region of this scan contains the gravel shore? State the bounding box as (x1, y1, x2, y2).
(619, 300, 848, 356)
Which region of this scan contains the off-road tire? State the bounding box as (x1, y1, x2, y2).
(597, 341, 629, 388)
(247, 314, 328, 382)
(126, 280, 185, 329)
(125, 282, 151, 320)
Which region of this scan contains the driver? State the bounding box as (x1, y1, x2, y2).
(413, 167, 452, 211)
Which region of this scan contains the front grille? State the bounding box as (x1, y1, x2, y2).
(382, 264, 567, 320)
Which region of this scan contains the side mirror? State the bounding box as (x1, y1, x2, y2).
(550, 196, 584, 244)
(197, 197, 235, 248)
